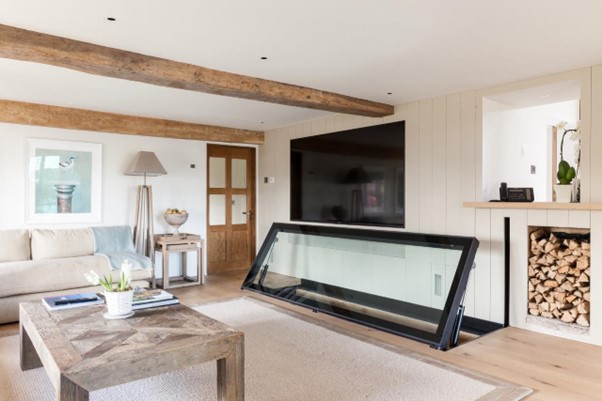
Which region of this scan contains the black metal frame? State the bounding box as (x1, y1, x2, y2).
(242, 223, 484, 350)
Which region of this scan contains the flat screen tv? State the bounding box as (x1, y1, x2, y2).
(290, 120, 405, 227)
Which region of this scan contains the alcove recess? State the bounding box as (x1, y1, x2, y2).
(528, 226, 590, 332)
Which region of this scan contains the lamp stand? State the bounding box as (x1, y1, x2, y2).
(350, 189, 363, 222)
(133, 184, 155, 262)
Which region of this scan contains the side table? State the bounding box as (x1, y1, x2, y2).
(155, 234, 204, 289)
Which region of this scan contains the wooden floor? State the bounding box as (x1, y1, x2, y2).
(3, 270, 602, 400)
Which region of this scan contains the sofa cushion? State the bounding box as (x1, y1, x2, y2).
(0, 229, 31, 262)
(0, 255, 109, 298)
(31, 228, 95, 260)
(0, 255, 153, 298)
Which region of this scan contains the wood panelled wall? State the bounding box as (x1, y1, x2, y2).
(258, 65, 602, 325)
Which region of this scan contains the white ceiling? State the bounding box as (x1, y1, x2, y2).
(2, 0, 602, 131)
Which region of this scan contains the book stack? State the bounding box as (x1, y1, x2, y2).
(42, 293, 104, 311)
(132, 289, 179, 310)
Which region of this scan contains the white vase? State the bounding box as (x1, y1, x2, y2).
(104, 290, 134, 316)
(554, 184, 572, 203)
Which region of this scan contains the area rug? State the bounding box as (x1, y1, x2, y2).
(0, 297, 531, 400)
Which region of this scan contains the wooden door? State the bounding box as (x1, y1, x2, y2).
(207, 144, 256, 273)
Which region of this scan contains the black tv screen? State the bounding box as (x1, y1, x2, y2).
(290, 121, 405, 227)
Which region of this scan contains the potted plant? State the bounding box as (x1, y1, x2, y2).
(85, 260, 134, 318)
(555, 160, 576, 202)
(555, 123, 580, 203)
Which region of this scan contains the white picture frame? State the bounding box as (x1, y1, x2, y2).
(26, 138, 102, 224)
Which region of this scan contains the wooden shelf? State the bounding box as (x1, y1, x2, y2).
(463, 202, 602, 210)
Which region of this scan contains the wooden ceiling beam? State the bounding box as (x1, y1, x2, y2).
(0, 24, 394, 118)
(0, 99, 264, 144)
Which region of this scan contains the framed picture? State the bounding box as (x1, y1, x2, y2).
(26, 139, 102, 224)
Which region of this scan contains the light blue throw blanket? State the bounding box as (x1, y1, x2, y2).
(92, 226, 152, 270)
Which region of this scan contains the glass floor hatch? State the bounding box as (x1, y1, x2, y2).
(242, 223, 481, 350)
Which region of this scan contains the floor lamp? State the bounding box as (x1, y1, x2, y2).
(125, 151, 167, 262)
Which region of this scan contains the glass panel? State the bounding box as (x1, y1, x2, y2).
(231, 159, 247, 189)
(232, 194, 247, 225)
(209, 194, 226, 225)
(209, 157, 226, 188)
(243, 223, 479, 350)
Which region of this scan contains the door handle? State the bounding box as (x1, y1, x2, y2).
(242, 210, 254, 215)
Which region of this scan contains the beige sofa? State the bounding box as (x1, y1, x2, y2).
(0, 227, 153, 324)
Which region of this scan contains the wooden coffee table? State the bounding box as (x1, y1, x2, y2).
(19, 302, 244, 401)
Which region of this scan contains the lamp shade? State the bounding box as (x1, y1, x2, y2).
(342, 166, 372, 184)
(125, 151, 167, 176)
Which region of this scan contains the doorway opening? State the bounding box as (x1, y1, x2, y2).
(482, 80, 580, 202)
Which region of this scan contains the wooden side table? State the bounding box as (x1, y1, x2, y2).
(155, 234, 204, 289)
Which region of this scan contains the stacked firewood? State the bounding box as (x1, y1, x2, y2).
(528, 228, 590, 327)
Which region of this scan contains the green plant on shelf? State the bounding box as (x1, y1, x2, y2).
(556, 122, 580, 185)
(557, 159, 576, 185)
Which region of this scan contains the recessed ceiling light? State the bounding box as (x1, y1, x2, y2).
(387, 92, 392, 95)
(107, 17, 116, 21)
(260, 57, 268, 60)
(260, 121, 265, 124)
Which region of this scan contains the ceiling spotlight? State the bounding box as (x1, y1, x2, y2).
(260, 121, 265, 124)
(260, 57, 268, 60)
(107, 17, 116, 21)
(387, 92, 392, 95)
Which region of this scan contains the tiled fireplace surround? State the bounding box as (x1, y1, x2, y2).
(466, 204, 602, 346)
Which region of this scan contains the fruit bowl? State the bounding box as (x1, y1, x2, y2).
(164, 209, 188, 237)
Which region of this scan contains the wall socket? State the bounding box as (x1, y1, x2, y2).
(264, 177, 276, 184)
(530, 165, 536, 174)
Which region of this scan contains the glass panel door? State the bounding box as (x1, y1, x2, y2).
(207, 145, 256, 273)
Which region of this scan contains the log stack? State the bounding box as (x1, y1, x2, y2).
(528, 228, 590, 327)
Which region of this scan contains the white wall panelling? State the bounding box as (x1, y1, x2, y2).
(547, 209, 570, 228)
(569, 210, 591, 228)
(591, 65, 602, 202)
(527, 209, 548, 227)
(589, 212, 602, 344)
(432, 97, 447, 234)
(445, 94, 461, 234)
(473, 208, 492, 320)
(419, 99, 434, 233)
(404, 102, 421, 231)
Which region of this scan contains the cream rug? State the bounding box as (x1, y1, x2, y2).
(0, 298, 531, 400)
